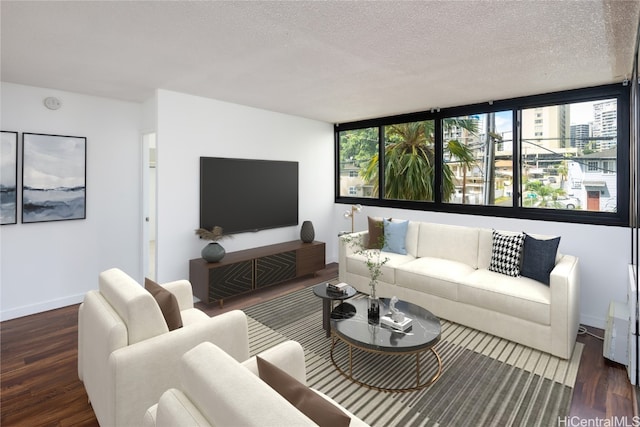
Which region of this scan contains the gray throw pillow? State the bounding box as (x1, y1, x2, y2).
(520, 233, 561, 285)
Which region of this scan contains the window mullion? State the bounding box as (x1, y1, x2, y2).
(514, 109, 522, 208)
(434, 117, 443, 203)
(379, 125, 385, 201)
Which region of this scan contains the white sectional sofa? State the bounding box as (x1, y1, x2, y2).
(339, 220, 581, 359)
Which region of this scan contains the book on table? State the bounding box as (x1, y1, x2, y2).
(380, 314, 413, 331)
(326, 282, 349, 294)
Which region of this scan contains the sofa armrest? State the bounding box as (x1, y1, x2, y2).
(77, 290, 128, 424)
(107, 310, 249, 426)
(161, 280, 194, 311)
(242, 340, 307, 385)
(146, 389, 211, 427)
(339, 231, 369, 282)
(180, 342, 315, 426)
(549, 254, 581, 359)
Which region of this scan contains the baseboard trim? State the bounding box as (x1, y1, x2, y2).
(581, 314, 606, 330)
(1, 294, 85, 322)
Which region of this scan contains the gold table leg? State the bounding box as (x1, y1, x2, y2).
(329, 334, 442, 393)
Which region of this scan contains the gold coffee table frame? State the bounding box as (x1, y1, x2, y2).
(329, 297, 442, 393)
(329, 332, 442, 393)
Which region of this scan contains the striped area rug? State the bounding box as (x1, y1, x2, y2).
(243, 284, 583, 427)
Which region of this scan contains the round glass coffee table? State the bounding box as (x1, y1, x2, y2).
(330, 297, 442, 393)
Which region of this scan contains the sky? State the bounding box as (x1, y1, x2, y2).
(487, 99, 610, 134)
(22, 134, 85, 189)
(1, 132, 17, 186)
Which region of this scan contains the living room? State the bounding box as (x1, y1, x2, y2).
(1, 1, 640, 425)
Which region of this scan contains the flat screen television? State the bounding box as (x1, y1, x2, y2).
(200, 157, 299, 234)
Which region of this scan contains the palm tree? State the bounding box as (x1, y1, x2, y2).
(361, 119, 477, 201)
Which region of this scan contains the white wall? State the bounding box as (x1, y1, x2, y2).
(0, 82, 142, 320)
(332, 204, 629, 328)
(1, 82, 626, 329)
(155, 90, 334, 282)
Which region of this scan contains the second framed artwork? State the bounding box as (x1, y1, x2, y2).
(22, 133, 87, 223)
(1, 131, 18, 225)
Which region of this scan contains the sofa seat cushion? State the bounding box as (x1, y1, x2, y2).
(459, 269, 551, 325)
(395, 257, 476, 301)
(180, 308, 210, 326)
(346, 250, 414, 285)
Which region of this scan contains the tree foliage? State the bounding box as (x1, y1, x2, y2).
(360, 119, 478, 201)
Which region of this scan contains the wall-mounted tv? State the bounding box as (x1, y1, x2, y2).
(200, 157, 299, 234)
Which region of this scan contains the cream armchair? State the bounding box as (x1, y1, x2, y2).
(143, 341, 369, 426)
(77, 268, 249, 426)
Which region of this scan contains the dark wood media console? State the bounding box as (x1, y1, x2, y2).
(189, 240, 326, 306)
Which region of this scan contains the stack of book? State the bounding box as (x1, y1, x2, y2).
(380, 314, 413, 331)
(326, 282, 349, 295)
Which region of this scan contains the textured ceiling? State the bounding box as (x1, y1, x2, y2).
(1, 1, 639, 123)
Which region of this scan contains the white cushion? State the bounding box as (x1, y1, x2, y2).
(459, 269, 551, 325)
(180, 308, 209, 326)
(416, 223, 480, 268)
(405, 221, 420, 257)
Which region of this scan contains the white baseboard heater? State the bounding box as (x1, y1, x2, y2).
(602, 265, 638, 385)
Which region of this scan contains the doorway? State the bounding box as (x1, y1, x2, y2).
(587, 190, 600, 211)
(142, 132, 157, 281)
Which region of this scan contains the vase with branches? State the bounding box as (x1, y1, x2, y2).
(342, 227, 389, 321)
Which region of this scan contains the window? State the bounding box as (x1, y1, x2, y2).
(382, 121, 435, 202)
(335, 84, 629, 226)
(603, 161, 615, 174)
(442, 112, 513, 207)
(520, 99, 620, 213)
(337, 127, 379, 199)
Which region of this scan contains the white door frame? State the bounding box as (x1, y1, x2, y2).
(141, 132, 157, 282)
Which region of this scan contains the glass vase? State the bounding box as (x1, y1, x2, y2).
(367, 282, 380, 322)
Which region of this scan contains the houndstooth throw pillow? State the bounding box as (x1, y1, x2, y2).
(488, 230, 525, 277)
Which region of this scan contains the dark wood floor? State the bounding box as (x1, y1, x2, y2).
(1, 263, 636, 426)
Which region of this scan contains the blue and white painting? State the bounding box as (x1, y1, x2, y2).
(22, 133, 86, 223)
(1, 131, 18, 225)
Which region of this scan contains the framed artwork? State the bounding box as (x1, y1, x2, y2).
(1, 131, 18, 225)
(22, 133, 86, 223)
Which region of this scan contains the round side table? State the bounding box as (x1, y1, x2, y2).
(312, 283, 357, 338)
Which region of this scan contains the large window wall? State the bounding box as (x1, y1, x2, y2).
(336, 84, 630, 226)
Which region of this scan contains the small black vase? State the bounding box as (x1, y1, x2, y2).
(300, 220, 315, 243)
(201, 242, 225, 262)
